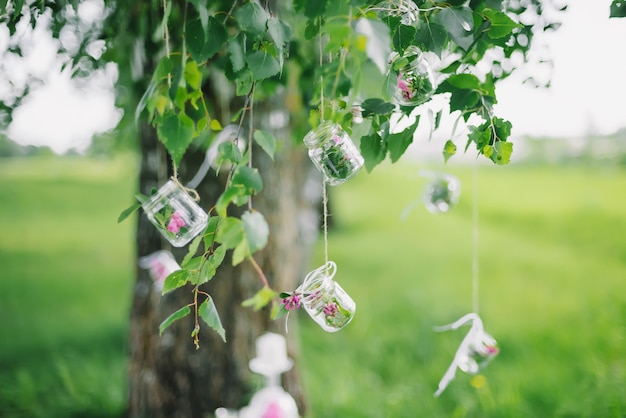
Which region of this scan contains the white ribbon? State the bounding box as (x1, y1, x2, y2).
(433, 312, 498, 397)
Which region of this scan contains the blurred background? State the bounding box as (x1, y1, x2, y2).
(1, 1, 625, 417)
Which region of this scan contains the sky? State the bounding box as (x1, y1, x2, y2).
(1, 1, 625, 154)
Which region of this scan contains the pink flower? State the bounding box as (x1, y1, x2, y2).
(167, 211, 186, 234)
(397, 72, 414, 100)
(486, 345, 499, 355)
(282, 293, 301, 311)
(332, 134, 343, 145)
(262, 402, 284, 418)
(323, 302, 338, 316)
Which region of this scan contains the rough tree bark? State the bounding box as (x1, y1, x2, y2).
(127, 85, 319, 416)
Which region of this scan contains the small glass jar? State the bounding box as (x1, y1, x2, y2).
(422, 173, 461, 214)
(303, 121, 364, 186)
(374, 0, 421, 26)
(142, 180, 209, 247)
(299, 261, 356, 332)
(389, 46, 436, 106)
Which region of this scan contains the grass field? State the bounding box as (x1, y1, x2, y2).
(0, 155, 625, 417)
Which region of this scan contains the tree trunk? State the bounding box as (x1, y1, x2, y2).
(127, 88, 319, 416)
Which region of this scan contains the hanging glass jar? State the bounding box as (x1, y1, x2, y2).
(374, 0, 421, 26)
(389, 45, 436, 106)
(297, 261, 356, 332)
(142, 180, 209, 247)
(421, 171, 461, 214)
(303, 121, 364, 186)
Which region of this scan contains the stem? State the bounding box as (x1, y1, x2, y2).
(249, 256, 270, 288)
(248, 82, 256, 211)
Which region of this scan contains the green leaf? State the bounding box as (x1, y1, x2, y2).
(215, 216, 245, 250)
(611, 0, 626, 18)
(184, 60, 202, 90)
(188, 0, 209, 32)
(162, 270, 190, 295)
(267, 17, 291, 49)
(235, 2, 269, 37)
(232, 240, 249, 266)
(483, 8, 520, 39)
(443, 140, 457, 163)
(215, 185, 246, 217)
(415, 21, 448, 57)
(242, 211, 269, 254)
(492, 141, 513, 165)
(392, 24, 417, 55)
(242, 287, 276, 311)
(271, 301, 290, 320)
(153, 56, 174, 81)
(216, 141, 243, 166)
(157, 112, 195, 168)
(387, 116, 420, 163)
(232, 166, 263, 194)
(360, 132, 386, 172)
(361, 98, 395, 117)
(117, 202, 142, 223)
(182, 234, 203, 267)
(159, 305, 191, 335)
(445, 74, 482, 90)
(227, 35, 246, 73)
(433, 7, 474, 51)
(253, 130, 277, 160)
(197, 245, 226, 284)
(246, 50, 281, 81)
(199, 297, 226, 342)
(203, 216, 220, 249)
(295, 0, 327, 19)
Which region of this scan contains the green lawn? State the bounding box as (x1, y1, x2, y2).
(0, 155, 624, 417)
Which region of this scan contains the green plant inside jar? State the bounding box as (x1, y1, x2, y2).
(153, 205, 189, 239)
(319, 135, 356, 181)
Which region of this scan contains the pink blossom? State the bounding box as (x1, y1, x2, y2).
(486, 345, 499, 355)
(332, 134, 343, 145)
(323, 302, 338, 317)
(282, 293, 301, 311)
(262, 402, 284, 418)
(167, 211, 186, 234)
(397, 73, 414, 100)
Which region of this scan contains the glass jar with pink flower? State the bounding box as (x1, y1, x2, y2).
(142, 180, 209, 247)
(389, 45, 436, 106)
(297, 261, 356, 332)
(303, 121, 364, 186)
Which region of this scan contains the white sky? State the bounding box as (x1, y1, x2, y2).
(1, 1, 625, 154)
(496, 0, 626, 137)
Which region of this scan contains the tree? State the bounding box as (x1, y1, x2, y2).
(2, 0, 623, 416)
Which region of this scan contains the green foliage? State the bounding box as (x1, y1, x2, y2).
(611, 0, 626, 17)
(2, 0, 574, 346)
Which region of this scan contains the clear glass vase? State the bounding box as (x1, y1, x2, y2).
(142, 180, 209, 247)
(303, 121, 364, 186)
(422, 172, 461, 214)
(389, 45, 436, 106)
(298, 261, 356, 332)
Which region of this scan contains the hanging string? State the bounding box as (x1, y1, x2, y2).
(319, 16, 325, 122)
(322, 181, 329, 264)
(472, 162, 479, 314)
(317, 16, 329, 265)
